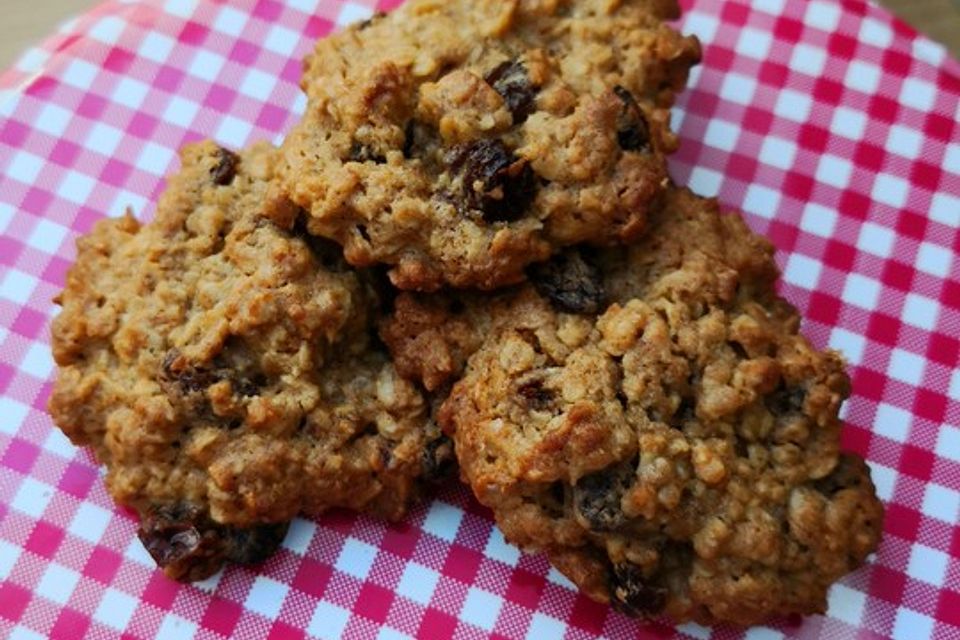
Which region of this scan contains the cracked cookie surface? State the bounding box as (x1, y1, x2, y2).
(278, 0, 700, 290)
(49, 141, 450, 581)
(405, 187, 883, 625)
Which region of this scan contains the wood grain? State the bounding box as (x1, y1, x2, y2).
(880, 0, 960, 57)
(0, 0, 957, 77)
(0, 0, 100, 71)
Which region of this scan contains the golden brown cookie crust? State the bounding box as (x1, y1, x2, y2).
(427, 187, 883, 625)
(278, 0, 700, 290)
(49, 142, 449, 581)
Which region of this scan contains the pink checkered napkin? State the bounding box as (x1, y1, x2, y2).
(0, 0, 958, 637)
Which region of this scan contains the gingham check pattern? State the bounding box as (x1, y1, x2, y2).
(0, 0, 957, 638)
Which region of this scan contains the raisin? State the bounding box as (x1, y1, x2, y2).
(485, 60, 538, 123)
(612, 86, 650, 152)
(161, 350, 216, 394)
(609, 563, 667, 617)
(222, 522, 288, 565)
(528, 249, 605, 314)
(448, 139, 537, 222)
(163, 348, 268, 400)
(138, 504, 225, 582)
(421, 434, 456, 483)
(348, 141, 387, 164)
(211, 147, 240, 186)
(573, 462, 633, 531)
(138, 504, 288, 582)
(518, 378, 554, 411)
(765, 384, 805, 415)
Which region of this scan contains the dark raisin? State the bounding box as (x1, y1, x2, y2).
(518, 378, 554, 411)
(528, 249, 605, 314)
(211, 147, 240, 186)
(448, 139, 537, 222)
(223, 522, 288, 565)
(612, 86, 650, 152)
(485, 60, 538, 124)
(421, 434, 456, 483)
(609, 563, 668, 617)
(573, 462, 633, 531)
(348, 141, 387, 164)
(181, 369, 215, 393)
(765, 383, 805, 415)
(160, 349, 216, 394)
(138, 504, 224, 582)
(138, 504, 288, 582)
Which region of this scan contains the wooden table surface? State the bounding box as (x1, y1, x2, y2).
(0, 0, 958, 76)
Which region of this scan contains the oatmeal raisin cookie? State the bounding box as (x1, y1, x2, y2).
(421, 187, 883, 624)
(278, 0, 700, 290)
(49, 142, 451, 581)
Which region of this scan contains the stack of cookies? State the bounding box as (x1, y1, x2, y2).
(49, 0, 883, 626)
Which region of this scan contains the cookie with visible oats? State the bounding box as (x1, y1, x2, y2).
(277, 0, 700, 290)
(402, 187, 884, 625)
(49, 141, 451, 581)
